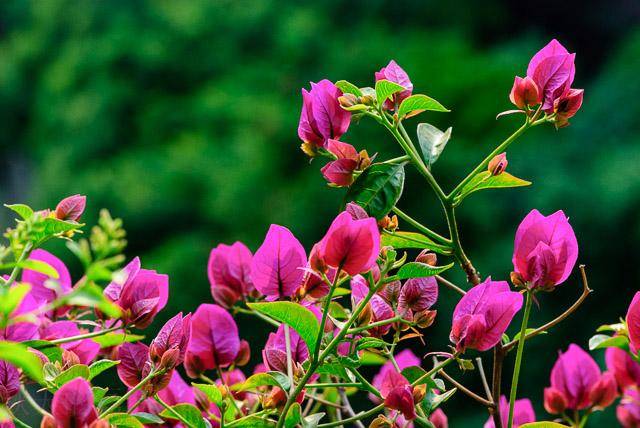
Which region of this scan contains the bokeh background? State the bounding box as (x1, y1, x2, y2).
(1, 0, 639, 425)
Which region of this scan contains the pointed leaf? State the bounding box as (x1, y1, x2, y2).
(345, 163, 405, 220)
(18, 259, 59, 278)
(375, 79, 406, 104)
(4, 204, 34, 220)
(133, 412, 165, 425)
(302, 413, 325, 428)
(232, 372, 290, 392)
(105, 413, 145, 428)
(192, 383, 223, 405)
(455, 171, 531, 204)
(397, 262, 454, 279)
(24, 340, 63, 363)
(398, 94, 449, 119)
(53, 364, 91, 386)
(381, 231, 451, 254)
(0, 341, 44, 384)
(588, 334, 629, 351)
(89, 359, 119, 379)
(285, 403, 302, 428)
(335, 80, 362, 97)
(417, 123, 451, 165)
(159, 404, 207, 428)
(92, 333, 145, 348)
(0, 283, 31, 316)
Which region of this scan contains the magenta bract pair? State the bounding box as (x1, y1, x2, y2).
(607, 347, 640, 391)
(626, 292, 640, 355)
(46, 378, 100, 428)
(371, 350, 420, 421)
(149, 312, 191, 370)
(450, 278, 523, 352)
(375, 60, 413, 110)
(321, 139, 360, 187)
(104, 257, 168, 328)
(298, 80, 351, 148)
(0, 361, 19, 404)
(512, 209, 578, 290)
(262, 324, 309, 373)
(544, 344, 617, 413)
(617, 387, 640, 428)
(208, 241, 254, 308)
(483, 395, 535, 428)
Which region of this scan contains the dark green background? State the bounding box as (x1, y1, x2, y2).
(1, 1, 639, 425)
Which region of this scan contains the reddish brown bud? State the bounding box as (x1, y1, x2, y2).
(41, 415, 56, 428)
(158, 348, 181, 372)
(544, 387, 568, 415)
(413, 384, 427, 403)
(338, 93, 359, 108)
(55, 194, 87, 222)
(415, 250, 437, 266)
(510, 271, 525, 288)
(309, 243, 328, 274)
(234, 340, 251, 367)
(61, 349, 81, 369)
(414, 309, 437, 329)
(509, 76, 540, 109)
(357, 150, 372, 170)
(300, 141, 318, 158)
(194, 387, 210, 412)
(263, 387, 288, 409)
(345, 202, 369, 220)
(357, 302, 373, 327)
(369, 415, 394, 428)
(589, 372, 618, 409)
(488, 152, 508, 176)
(211, 285, 241, 309)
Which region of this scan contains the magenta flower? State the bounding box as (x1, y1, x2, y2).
(103, 257, 169, 328)
(149, 312, 192, 370)
(0, 361, 19, 404)
(298, 80, 351, 148)
(589, 371, 618, 409)
(526, 39, 576, 111)
(545, 344, 601, 411)
(22, 249, 72, 309)
(372, 349, 420, 400)
(509, 76, 541, 109)
(319, 211, 380, 276)
(262, 323, 309, 373)
(379, 370, 416, 420)
(628, 292, 640, 354)
(251, 225, 307, 300)
(554, 88, 584, 128)
(117, 342, 150, 388)
(321, 139, 360, 187)
(184, 304, 240, 377)
(430, 409, 448, 428)
(618, 387, 640, 428)
(375, 60, 413, 110)
(0, 285, 39, 342)
(450, 278, 523, 352)
(41, 321, 100, 365)
(50, 377, 98, 427)
(351, 275, 394, 337)
(512, 209, 578, 290)
(398, 276, 438, 316)
(55, 194, 87, 222)
(607, 347, 640, 391)
(208, 241, 254, 308)
(484, 395, 535, 428)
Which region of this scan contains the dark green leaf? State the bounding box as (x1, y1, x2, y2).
(192, 383, 223, 405)
(375, 79, 406, 104)
(285, 403, 302, 428)
(315, 362, 349, 380)
(455, 171, 531, 204)
(92, 333, 145, 348)
(381, 231, 451, 254)
(159, 404, 207, 428)
(247, 301, 320, 355)
(93, 387, 108, 406)
(398, 94, 449, 119)
(0, 341, 44, 383)
(397, 262, 454, 279)
(416, 123, 451, 165)
(89, 359, 119, 379)
(345, 163, 405, 220)
(356, 337, 391, 351)
(4, 204, 34, 220)
(54, 364, 91, 386)
(335, 80, 362, 97)
(133, 412, 165, 425)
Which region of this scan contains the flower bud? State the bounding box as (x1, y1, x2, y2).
(378, 215, 398, 231)
(544, 387, 568, 414)
(412, 384, 426, 403)
(194, 387, 210, 412)
(55, 194, 87, 222)
(40, 415, 56, 428)
(235, 340, 251, 367)
(89, 420, 111, 428)
(358, 150, 372, 170)
(211, 285, 241, 309)
(488, 153, 508, 176)
(159, 348, 181, 372)
(369, 415, 394, 428)
(589, 372, 618, 409)
(414, 309, 437, 329)
(345, 202, 369, 220)
(509, 76, 540, 109)
(415, 250, 437, 266)
(338, 93, 359, 108)
(300, 141, 318, 158)
(61, 349, 81, 369)
(360, 95, 374, 106)
(510, 271, 525, 288)
(357, 302, 373, 327)
(554, 88, 584, 128)
(309, 243, 328, 274)
(263, 387, 288, 409)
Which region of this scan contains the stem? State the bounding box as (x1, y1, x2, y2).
(348, 367, 382, 399)
(476, 357, 493, 402)
(435, 275, 466, 295)
(381, 155, 411, 165)
(317, 404, 385, 428)
(313, 271, 340, 362)
(235, 307, 280, 327)
(19, 384, 50, 417)
(154, 394, 197, 428)
(445, 204, 480, 285)
(491, 347, 505, 428)
(306, 382, 362, 389)
(338, 389, 366, 428)
(49, 325, 122, 345)
(390, 207, 451, 245)
(127, 395, 146, 414)
(411, 356, 455, 387)
(347, 315, 403, 335)
(284, 324, 295, 394)
(2, 242, 33, 287)
(437, 367, 494, 408)
(100, 369, 159, 417)
(503, 265, 592, 352)
(507, 291, 533, 428)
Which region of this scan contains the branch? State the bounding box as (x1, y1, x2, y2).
(338, 389, 365, 428)
(503, 265, 592, 352)
(436, 275, 466, 295)
(434, 361, 494, 408)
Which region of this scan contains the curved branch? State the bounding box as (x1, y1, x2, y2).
(437, 366, 494, 408)
(436, 275, 466, 295)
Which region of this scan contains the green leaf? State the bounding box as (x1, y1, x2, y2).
(375, 79, 406, 104)
(192, 383, 223, 405)
(356, 337, 391, 351)
(401, 366, 445, 391)
(0, 283, 31, 316)
(335, 80, 362, 97)
(133, 412, 165, 425)
(105, 413, 145, 428)
(512, 329, 547, 342)
(381, 231, 451, 255)
(285, 403, 302, 428)
(89, 359, 119, 379)
(0, 341, 44, 384)
(54, 364, 91, 386)
(159, 404, 207, 428)
(596, 322, 626, 333)
(519, 423, 570, 428)
(423, 387, 456, 413)
(98, 395, 121, 412)
(455, 171, 531, 204)
(328, 302, 348, 320)
(227, 416, 276, 427)
(588, 334, 629, 351)
(315, 362, 350, 380)
(92, 333, 145, 348)
(302, 413, 325, 428)
(359, 351, 387, 365)
(5, 204, 34, 220)
(398, 94, 449, 119)
(232, 372, 290, 392)
(61, 283, 122, 318)
(18, 259, 59, 278)
(345, 163, 405, 220)
(93, 387, 108, 406)
(397, 262, 454, 279)
(247, 301, 320, 355)
(416, 123, 452, 165)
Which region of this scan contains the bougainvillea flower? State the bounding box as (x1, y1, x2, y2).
(554, 88, 584, 128)
(208, 241, 254, 308)
(547, 343, 601, 410)
(251, 225, 307, 300)
(375, 60, 413, 110)
(430, 408, 449, 428)
(0, 284, 40, 342)
(319, 211, 380, 276)
(589, 371, 618, 409)
(0, 361, 19, 404)
(351, 275, 394, 337)
(184, 304, 240, 377)
(298, 79, 351, 148)
(398, 276, 438, 315)
(262, 324, 309, 373)
(345, 202, 368, 220)
(617, 387, 640, 428)
(526, 39, 576, 111)
(512, 209, 578, 290)
(117, 342, 149, 388)
(509, 76, 541, 109)
(379, 370, 416, 420)
(371, 349, 420, 403)
(321, 139, 360, 187)
(450, 278, 522, 352)
(49, 377, 98, 427)
(149, 312, 191, 370)
(55, 194, 86, 222)
(487, 152, 508, 176)
(103, 257, 169, 328)
(606, 347, 640, 391)
(41, 321, 100, 365)
(484, 395, 535, 428)
(628, 292, 640, 355)
(22, 249, 72, 309)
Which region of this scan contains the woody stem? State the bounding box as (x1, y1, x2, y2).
(507, 291, 533, 428)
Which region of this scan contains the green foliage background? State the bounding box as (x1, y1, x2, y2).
(1, 1, 639, 425)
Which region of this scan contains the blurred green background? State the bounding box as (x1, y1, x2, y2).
(1, 0, 639, 425)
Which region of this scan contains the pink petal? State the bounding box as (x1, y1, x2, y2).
(117, 342, 150, 388)
(51, 378, 97, 426)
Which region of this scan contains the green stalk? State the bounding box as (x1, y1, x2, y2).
(1, 242, 33, 287)
(390, 207, 451, 245)
(100, 369, 159, 417)
(49, 325, 122, 345)
(313, 272, 340, 363)
(507, 291, 533, 428)
(154, 394, 197, 428)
